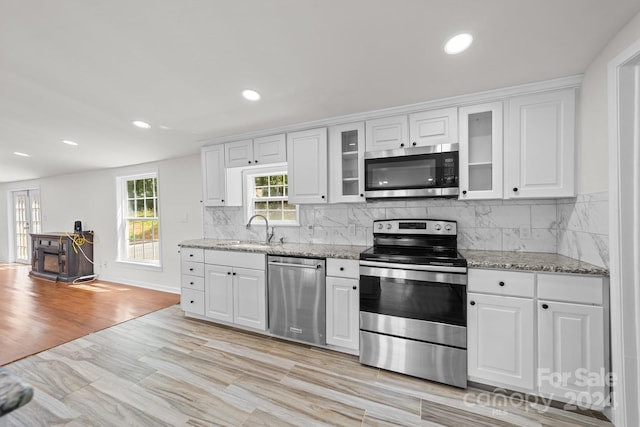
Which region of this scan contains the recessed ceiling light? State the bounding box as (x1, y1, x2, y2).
(242, 89, 261, 101)
(62, 139, 78, 146)
(132, 120, 151, 129)
(444, 33, 473, 55)
(14, 152, 30, 157)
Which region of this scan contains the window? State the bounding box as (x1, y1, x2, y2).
(245, 168, 298, 225)
(117, 172, 160, 266)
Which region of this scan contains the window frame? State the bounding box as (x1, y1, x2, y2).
(243, 165, 299, 226)
(116, 171, 162, 268)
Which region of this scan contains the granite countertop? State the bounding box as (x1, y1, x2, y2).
(179, 239, 609, 276)
(179, 239, 366, 260)
(461, 249, 609, 276)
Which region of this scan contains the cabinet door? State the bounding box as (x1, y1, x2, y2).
(254, 134, 286, 165)
(326, 277, 359, 351)
(467, 293, 535, 391)
(201, 145, 226, 206)
(459, 102, 503, 200)
(538, 300, 605, 407)
(365, 115, 408, 152)
(233, 267, 267, 331)
(409, 107, 458, 147)
(225, 139, 254, 168)
(506, 89, 575, 198)
(328, 122, 365, 203)
(204, 264, 234, 322)
(287, 128, 328, 204)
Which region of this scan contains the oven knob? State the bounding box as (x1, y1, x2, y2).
(434, 224, 442, 231)
(386, 224, 392, 230)
(445, 225, 452, 231)
(377, 223, 383, 230)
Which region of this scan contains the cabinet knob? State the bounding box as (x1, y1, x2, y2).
(254, 160, 259, 163)
(189, 254, 194, 257)
(352, 286, 357, 290)
(221, 199, 225, 203)
(190, 281, 194, 285)
(462, 190, 467, 195)
(190, 300, 194, 304)
(542, 304, 549, 310)
(412, 142, 417, 146)
(321, 195, 325, 199)
(499, 281, 505, 286)
(232, 272, 236, 276)
(248, 160, 252, 164)
(470, 301, 476, 306)
(360, 193, 364, 197)
(227, 272, 231, 275)
(513, 187, 518, 192)
(400, 143, 405, 148)
(339, 267, 344, 271)
(189, 268, 194, 272)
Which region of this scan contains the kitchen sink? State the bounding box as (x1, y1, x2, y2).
(224, 240, 273, 250)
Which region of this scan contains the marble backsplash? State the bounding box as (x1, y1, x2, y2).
(557, 191, 609, 268)
(204, 198, 560, 253)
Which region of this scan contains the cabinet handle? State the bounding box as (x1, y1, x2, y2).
(360, 193, 364, 197)
(352, 286, 357, 290)
(412, 142, 417, 146)
(400, 143, 405, 148)
(189, 281, 194, 285)
(189, 254, 194, 257)
(462, 190, 467, 195)
(233, 272, 237, 275)
(254, 160, 259, 163)
(190, 300, 194, 304)
(189, 268, 194, 272)
(470, 301, 476, 306)
(499, 281, 505, 286)
(321, 195, 325, 199)
(227, 272, 231, 275)
(513, 187, 518, 192)
(542, 304, 549, 310)
(248, 160, 252, 164)
(339, 267, 344, 271)
(221, 199, 225, 203)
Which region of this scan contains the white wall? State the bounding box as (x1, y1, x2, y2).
(578, 11, 640, 193)
(0, 154, 203, 292)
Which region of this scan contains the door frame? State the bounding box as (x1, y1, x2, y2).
(7, 187, 42, 263)
(608, 37, 640, 427)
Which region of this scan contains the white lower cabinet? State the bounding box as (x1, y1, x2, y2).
(325, 258, 359, 351)
(180, 247, 205, 316)
(468, 293, 534, 391)
(467, 268, 609, 410)
(203, 251, 267, 331)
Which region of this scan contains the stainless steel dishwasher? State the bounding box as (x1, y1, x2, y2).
(268, 255, 326, 345)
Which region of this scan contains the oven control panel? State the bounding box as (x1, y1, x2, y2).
(373, 219, 457, 235)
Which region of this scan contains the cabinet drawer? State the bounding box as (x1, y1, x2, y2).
(181, 274, 205, 291)
(538, 274, 604, 305)
(205, 250, 265, 270)
(181, 288, 205, 315)
(182, 261, 205, 277)
(468, 269, 534, 297)
(326, 258, 360, 279)
(181, 247, 204, 263)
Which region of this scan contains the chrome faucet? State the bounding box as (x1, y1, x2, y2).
(246, 214, 275, 244)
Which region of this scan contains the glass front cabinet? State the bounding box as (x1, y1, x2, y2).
(458, 102, 503, 200)
(329, 122, 365, 203)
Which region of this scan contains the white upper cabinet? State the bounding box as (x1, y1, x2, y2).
(225, 134, 286, 168)
(459, 102, 503, 200)
(201, 145, 226, 206)
(409, 107, 458, 147)
(506, 88, 576, 198)
(365, 115, 408, 152)
(329, 122, 365, 203)
(287, 128, 328, 204)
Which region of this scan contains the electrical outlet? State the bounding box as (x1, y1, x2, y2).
(520, 225, 531, 239)
(307, 225, 314, 234)
(348, 224, 356, 236)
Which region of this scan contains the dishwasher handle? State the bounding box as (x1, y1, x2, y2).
(268, 261, 323, 270)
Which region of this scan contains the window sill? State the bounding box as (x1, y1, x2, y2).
(116, 259, 163, 272)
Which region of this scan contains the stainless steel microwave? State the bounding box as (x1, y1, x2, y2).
(364, 144, 459, 199)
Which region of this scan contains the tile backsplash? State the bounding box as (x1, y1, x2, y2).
(204, 198, 560, 253)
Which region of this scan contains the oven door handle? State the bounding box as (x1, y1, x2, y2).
(359, 264, 467, 285)
(359, 260, 467, 274)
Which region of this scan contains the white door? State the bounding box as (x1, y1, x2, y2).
(286, 127, 328, 204)
(538, 300, 605, 407)
(365, 115, 408, 152)
(201, 145, 226, 206)
(467, 292, 535, 391)
(253, 134, 287, 165)
(233, 267, 266, 330)
(409, 107, 458, 147)
(326, 277, 359, 350)
(204, 264, 234, 322)
(328, 122, 365, 203)
(13, 189, 42, 264)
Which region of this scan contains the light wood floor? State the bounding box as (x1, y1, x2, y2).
(0, 263, 179, 366)
(3, 305, 613, 427)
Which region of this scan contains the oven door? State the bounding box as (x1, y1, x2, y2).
(359, 264, 467, 348)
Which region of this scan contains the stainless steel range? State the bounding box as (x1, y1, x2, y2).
(359, 219, 468, 388)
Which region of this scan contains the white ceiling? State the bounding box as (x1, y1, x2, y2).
(2, 0, 639, 183)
